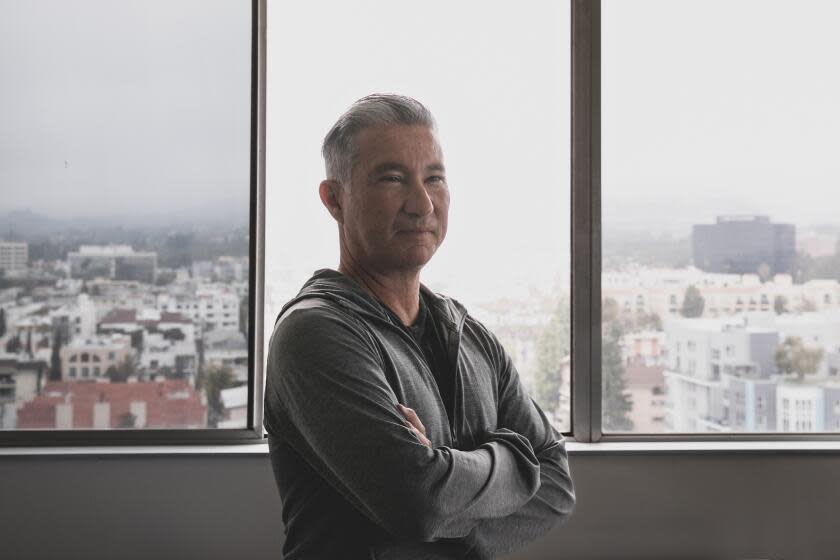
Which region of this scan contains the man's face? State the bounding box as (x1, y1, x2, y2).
(338, 124, 449, 273)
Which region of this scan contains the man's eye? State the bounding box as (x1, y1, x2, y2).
(428, 176, 446, 184)
(382, 175, 403, 183)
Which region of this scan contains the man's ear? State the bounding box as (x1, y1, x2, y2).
(319, 180, 344, 224)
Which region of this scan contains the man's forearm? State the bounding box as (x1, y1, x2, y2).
(463, 438, 575, 559)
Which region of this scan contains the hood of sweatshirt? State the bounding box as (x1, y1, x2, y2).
(275, 268, 468, 333)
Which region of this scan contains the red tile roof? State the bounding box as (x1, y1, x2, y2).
(101, 308, 137, 324)
(17, 379, 207, 429)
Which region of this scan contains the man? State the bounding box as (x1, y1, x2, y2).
(264, 94, 575, 559)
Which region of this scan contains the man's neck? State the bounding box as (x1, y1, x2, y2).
(338, 258, 421, 327)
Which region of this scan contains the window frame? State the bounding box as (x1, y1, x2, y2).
(582, 0, 840, 443)
(0, 0, 267, 446)
(6, 0, 839, 447)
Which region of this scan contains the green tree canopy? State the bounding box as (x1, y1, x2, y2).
(532, 298, 571, 418)
(774, 295, 789, 315)
(602, 322, 634, 432)
(681, 285, 705, 318)
(775, 336, 824, 381)
(205, 365, 238, 427)
(106, 355, 135, 383)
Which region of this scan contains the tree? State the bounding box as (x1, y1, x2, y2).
(633, 309, 662, 332)
(774, 295, 789, 315)
(775, 336, 824, 381)
(49, 329, 63, 381)
(204, 365, 237, 427)
(106, 355, 135, 383)
(532, 299, 571, 418)
(681, 285, 705, 318)
(0, 307, 6, 338)
(602, 322, 634, 431)
(5, 335, 20, 354)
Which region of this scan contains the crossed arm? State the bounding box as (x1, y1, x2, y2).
(397, 343, 575, 559)
(264, 306, 574, 551)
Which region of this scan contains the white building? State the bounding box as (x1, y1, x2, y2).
(159, 284, 240, 333)
(203, 328, 248, 383)
(0, 241, 28, 272)
(218, 384, 248, 428)
(776, 383, 824, 432)
(50, 293, 97, 339)
(60, 334, 133, 381)
(663, 317, 779, 432)
(99, 308, 197, 378)
(604, 266, 840, 320)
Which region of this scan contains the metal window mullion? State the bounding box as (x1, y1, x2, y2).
(571, 0, 601, 443)
(249, 0, 267, 438)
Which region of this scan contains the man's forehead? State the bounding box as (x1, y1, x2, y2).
(355, 124, 444, 162)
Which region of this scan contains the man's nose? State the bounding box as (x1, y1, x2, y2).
(403, 177, 434, 217)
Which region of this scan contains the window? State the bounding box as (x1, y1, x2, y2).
(602, 0, 840, 436)
(6, 1, 836, 446)
(0, 0, 259, 442)
(265, 0, 571, 433)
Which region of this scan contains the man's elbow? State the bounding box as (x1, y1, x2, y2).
(378, 496, 471, 542)
(551, 482, 576, 525)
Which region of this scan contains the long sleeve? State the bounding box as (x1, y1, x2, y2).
(464, 334, 576, 559)
(263, 305, 543, 542)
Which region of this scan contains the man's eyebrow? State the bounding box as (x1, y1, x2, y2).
(368, 163, 408, 179)
(368, 162, 446, 178)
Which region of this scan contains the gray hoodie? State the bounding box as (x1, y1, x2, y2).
(264, 269, 575, 559)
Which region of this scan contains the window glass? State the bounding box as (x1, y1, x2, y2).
(0, 0, 251, 430)
(266, 0, 571, 432)
(602, 0, 840, 433)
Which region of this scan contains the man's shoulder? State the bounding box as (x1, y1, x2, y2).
(271, 296, 367, 344)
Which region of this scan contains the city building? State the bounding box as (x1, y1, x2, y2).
(99, 308, 197, 379)
(621, 331, 666, 366)
(218, 384, 248, 428)
(16, 379, 207, 429)
(604, 266, 840, 320)
(0, 241, 28, 272)
(60, 334, 133, 381)
(692, 215, 796, 276)
(49, 293, 97, 341)
(203, 328, 248, 382)
(624, 364, 667, 433)
(68, 245, 157, 283)
(0, 354, 47, 429)
(158, 284, 240, 333)
(664, 316, 779, 432)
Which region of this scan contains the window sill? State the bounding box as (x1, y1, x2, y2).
(566, 440, 840, 454)
(4, 439, 840, 457)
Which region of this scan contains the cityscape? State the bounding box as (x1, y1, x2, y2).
(4, 210, 840, 435)
(0, 213, 250, 430)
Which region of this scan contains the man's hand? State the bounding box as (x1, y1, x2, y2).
(396, 403, 432, 448)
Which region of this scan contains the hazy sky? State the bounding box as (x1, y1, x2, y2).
(265, 0, 571, 313)
(603, 0, 840, 234)
(5, 0, 840, 316)
(0, 0, 251, 220)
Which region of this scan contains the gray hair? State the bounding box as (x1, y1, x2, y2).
(322, 93, 437, 185)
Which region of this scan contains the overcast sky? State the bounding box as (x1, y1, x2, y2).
(0, 0, 251, 221)
(4, 0, 840, 314)
(265, 0, 571, 312)
(603, 0, 840, 234)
